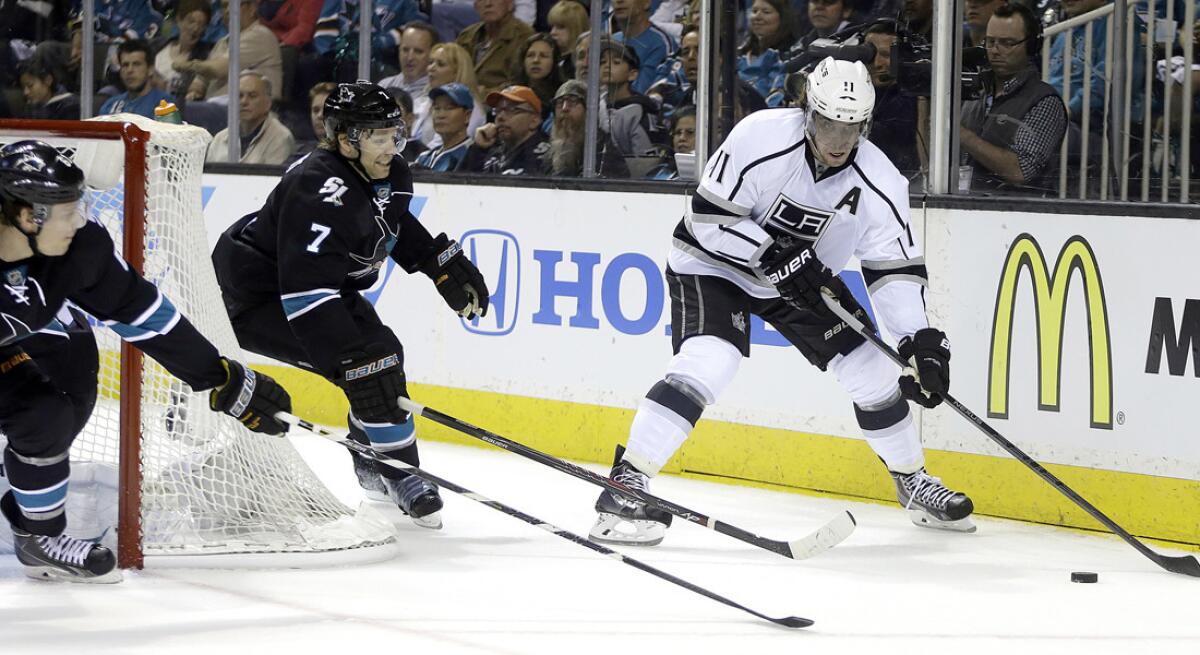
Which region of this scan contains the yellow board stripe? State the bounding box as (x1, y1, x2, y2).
(260, 364, 1200, 549)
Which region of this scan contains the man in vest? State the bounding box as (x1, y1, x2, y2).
(959, 2, 1067, 195)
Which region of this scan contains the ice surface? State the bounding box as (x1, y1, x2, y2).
(1, 433, 1197, 655)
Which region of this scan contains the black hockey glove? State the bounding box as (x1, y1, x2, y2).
(210, 358, 292, 435)
(0, 345, 56, 401)
(757, 237, 834, 313)
(420, 233, 489, 320)
(897, 328, 951, 409)
(338, 345, 409, 425)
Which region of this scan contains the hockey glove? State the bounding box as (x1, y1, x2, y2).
(210, 358, 292, 435)
(0, 345, 43, 388)
(420, 234, 489, 320)
(757, 237, 834, 313)
(338, 345, 409, 425)
(897, 328, 951, 409)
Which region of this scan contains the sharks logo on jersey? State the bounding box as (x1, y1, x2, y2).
(763, 194, 834, 243)
(347, 184, 403, 279)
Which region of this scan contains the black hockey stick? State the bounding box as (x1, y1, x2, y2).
(275, 412, 815, 628)
(820, 288, 1200, 577)
(397, 397, 856, 561)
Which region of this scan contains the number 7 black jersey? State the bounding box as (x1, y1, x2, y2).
(673, 108, 931, 341)
(212, 148, 437, 376)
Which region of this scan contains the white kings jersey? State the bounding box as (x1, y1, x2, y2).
(669, 108, 931, 342)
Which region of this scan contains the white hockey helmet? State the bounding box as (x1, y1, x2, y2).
(805, 57, 875, 124)
(804, 57, 875, 164)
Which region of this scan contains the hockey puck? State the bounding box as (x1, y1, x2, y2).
(1070, 571, 1099, 583)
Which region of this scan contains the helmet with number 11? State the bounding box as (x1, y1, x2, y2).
(805, 57, 876, 167)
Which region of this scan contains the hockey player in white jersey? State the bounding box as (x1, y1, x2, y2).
(590, 57, 974, 546)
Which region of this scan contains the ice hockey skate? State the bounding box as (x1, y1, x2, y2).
(11, 528, 122, 584)
(352, 452, 390, 502)
(892, 468, 976, 532)
(383, 474, 444, 530)
(590, 449, 673, 546)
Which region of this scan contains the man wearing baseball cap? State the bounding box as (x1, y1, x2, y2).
(459, 84, 549, 176)
(416, 83, 476, 172)
(544, 80, 629, 178)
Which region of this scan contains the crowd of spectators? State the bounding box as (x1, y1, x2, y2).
(0, 0, 1195, 197)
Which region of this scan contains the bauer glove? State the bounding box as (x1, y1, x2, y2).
(338, 344, 409, 425)
(897, 328, 951, 409)
(756, 237, 834, 313)
(210, 358, 292, 435)
(420, 233, 489, 320)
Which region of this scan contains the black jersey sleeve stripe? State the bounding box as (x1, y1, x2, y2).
(852, 161, 913, 246)
(726, 138, 807, 202)
(695, 184, 751, 217)
(690, 192, 744, 225)
(861, 263, 929, 292)
(717, 224, 763, 248)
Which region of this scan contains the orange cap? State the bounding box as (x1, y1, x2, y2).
(485, 85, 542, 115)
(154, 99, 179, 116)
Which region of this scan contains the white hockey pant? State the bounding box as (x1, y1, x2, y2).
(623, 337, 924, 477)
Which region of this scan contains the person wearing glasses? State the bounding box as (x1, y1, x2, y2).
(959, 3, 1067, 194)
(460, 85, 550, 175)
(542, 80, 631, 177)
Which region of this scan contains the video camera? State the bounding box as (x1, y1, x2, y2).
(890, 23, 991, 100)
(780, 19, 992, 102)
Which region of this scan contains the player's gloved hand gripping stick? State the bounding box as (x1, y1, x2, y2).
(337, 345, 409, 424)
(897, 328, 951, 408)
(209, 358, 292, 435)
(818, 287, 1200, 577)
(421, 234, 489, 320)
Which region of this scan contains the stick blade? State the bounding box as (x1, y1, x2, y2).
(774, 615, 815, 629)
(1156, 553, 1200, 577)
(788, 510, 856, 560)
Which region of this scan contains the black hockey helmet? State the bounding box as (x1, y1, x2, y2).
(0, 140, 86, 210)
(323, 80, 405, 146)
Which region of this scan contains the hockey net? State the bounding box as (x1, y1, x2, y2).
(0, 115, 398, 568)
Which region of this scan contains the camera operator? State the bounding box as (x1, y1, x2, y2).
(862, 21, 923, 178)
(959, 3, 1066, 194)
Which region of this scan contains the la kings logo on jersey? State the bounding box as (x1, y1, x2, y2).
(763, 194, 834, 243)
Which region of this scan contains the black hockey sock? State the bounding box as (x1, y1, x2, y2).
(376, 442, 420, 480)
(1, 445, 70, 536)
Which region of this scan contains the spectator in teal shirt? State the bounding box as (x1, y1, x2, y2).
(98, 40, 177, 119)
(1045, 0, 1149, 126)
(416, 83, 475, 172)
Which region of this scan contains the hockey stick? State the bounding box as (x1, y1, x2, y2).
(275, 412, 815, 628)
(820, 288, 1200, 577)
(397, 397, 856, 561)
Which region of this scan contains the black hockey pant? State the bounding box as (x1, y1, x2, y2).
(221, 292, 420, 480)
(0, 312, 98, 536)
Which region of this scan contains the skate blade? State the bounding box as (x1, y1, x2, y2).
(410, 511, 443, 530)
(23, 565, 123, 584)
(362, 489, 390, 503)
(588, 512, 666, 546)
(907, 509, 977, 533)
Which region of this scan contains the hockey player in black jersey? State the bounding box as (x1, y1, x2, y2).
(0, 141, 292, 583)
(590, 58, 975, 547)
(212, 81, 489, 530)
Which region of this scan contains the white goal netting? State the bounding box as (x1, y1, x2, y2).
(0, 114, 398, 566)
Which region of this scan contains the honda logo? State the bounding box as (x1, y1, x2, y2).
(461, 229, 521, 336)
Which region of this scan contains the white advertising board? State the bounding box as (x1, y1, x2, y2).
(925, 208, 1200, 480)
(202, 173, 1200, 484)
(201, 174, 888, 441)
